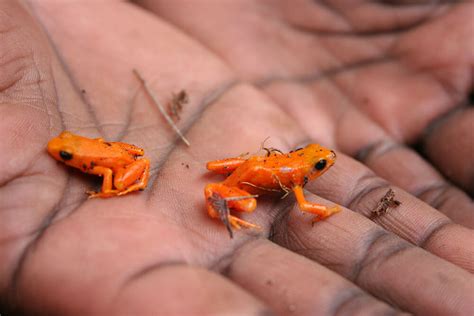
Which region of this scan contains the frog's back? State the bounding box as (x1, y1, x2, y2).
(71, 138, 136, 169)
(222, 154, 295, 188)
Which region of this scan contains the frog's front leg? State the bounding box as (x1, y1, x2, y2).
(114, 158, 150, 196)
(205, 183, 260, 236)
(293, 185, 341, 222)
(87, 166, 119, 198)
(206, 157, 246, 175)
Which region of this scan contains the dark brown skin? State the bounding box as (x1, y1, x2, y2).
(1, 1, 473, 315)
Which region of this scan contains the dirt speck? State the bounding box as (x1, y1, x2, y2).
(371, 188, 401, 218)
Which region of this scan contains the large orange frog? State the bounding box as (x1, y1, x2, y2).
(205, 144, 341, 236)
(47, 131, 150, 198)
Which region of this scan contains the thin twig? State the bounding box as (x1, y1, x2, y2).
(133, 69, 190, 146)
(272, 174, 291, 199)
(209, 193, 259, 238)
(246, 136, 270, 157)
(263, 147, 284, 157)
(209, 193, 233, 238)
(240, 181, 281, 193)
(224, 195, 259, 202)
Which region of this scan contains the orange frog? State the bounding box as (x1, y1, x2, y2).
(205, 144, 341, 237)
(47, 131, 150, 198)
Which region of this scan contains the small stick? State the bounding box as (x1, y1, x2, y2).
(247, 137, 270, 157)
(240, 181, 281, 193)
(241, 178, 290, 199)
(224, 195, 259, 202)
(263, 147, 284, 157)
(209, 193, 258, 238)
(259, 137, 283, 156)
(244, 137, 284, 158)
(272, 174, 291, 199)
(133, 69, 190, 147)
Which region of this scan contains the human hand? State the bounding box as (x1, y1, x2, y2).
(1, 1, 473, 315)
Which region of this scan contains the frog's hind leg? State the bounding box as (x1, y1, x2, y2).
(206, 158, 246, 175)
(205, 183, 259, 237)
(87, 166, 120, 198)
(115, 158, 150, 196)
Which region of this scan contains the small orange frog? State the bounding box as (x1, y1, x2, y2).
(47, 131, 150, 198)
(205, 144, 341, 236)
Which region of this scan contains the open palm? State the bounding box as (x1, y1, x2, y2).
(1, 1, 473, 315)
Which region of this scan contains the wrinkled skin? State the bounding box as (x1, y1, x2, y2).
(1, 1, 473, 315)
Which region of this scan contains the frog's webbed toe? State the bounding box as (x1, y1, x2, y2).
(86, 190, 120, 199)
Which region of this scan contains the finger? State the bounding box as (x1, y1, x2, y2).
(134, 0, 323, 81)
(264, 79, 474, 269)
(7, 195, 274, 315)
(359, 142, 474, 226)
(320, 1, 450, 33)
(256, 51, 474, 269)
(134, 1, 452, 86)
(104, 266, 269, 316)
(325, 2, 472, 143)
(9, 251, 269, 314)
(423, 107, 474, 195)
(264, 79, 474, 227)
(356, 140, 474, 228)
(289, 3, 474, 199)
(271, 195, 474, 315)
(308, 154, 474, 273)
(331, 2, 474, 195)
(222, 239, 402, 315)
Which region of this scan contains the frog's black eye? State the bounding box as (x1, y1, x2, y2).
(59, 150, 73, 160)
(314, 159, 327, 171)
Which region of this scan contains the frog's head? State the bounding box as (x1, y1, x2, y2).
(47, 131, 77, 162)
(302, 144, 337, 181)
